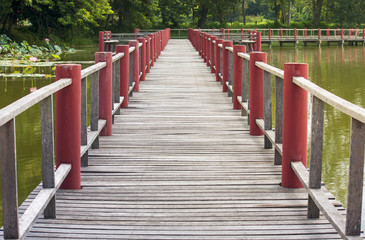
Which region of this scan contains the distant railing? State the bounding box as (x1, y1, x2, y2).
(0, 28, 170, 240)
(189, 28, 365, 239)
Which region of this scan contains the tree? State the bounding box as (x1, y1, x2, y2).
(242, 0, 255, 25)
(312, 0, 324, 26)
(159, 0, 189, 28)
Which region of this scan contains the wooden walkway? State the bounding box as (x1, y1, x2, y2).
(23, 40, 342, 239)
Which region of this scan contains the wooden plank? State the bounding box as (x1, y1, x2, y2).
(80, 62, 106, 79)
(308, 96, 325, 218)
(293, 76, 365, 124)
(18, 164, 71, 239)
(112, 97, 124, 116)
(346, 118, 365, 235)
(40, 96, 56, 218)
(0, 78, 72, 126)
(274, 75, 283, 165)
(263, 70, 272, 149)
(256, 61, 284, 79)
(0, 119, 19, 239)
(291, 162, 361, 240)
(90, 72, 99, 149)
(80, 120, 107, 157)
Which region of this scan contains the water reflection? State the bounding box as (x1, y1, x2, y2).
(264, 45, 365, 207)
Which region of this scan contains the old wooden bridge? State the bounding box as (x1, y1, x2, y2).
(1, 28, 365, 239)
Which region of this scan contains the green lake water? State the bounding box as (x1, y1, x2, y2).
(0, 42, 364, 227)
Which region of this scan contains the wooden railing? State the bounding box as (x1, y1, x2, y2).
(189, 28, 365, 239)
(0, 29, 170, 240)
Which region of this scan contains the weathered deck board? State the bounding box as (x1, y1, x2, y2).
(8, 39, 347, 239)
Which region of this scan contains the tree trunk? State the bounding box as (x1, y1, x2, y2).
(312, 0, 324, 26)
(288, 0, 291, 26)
(242, 0, 246, 25)
(274, 1, 279, 24)
(197, 5, 209, 28)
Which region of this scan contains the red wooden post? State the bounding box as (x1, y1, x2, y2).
(222, 40, 233, 92)
(99, 31, 105, 52)
(146, 37, 151, 73)
(281, 63, 308, 188)
(269, 28, 272, 40)
(134, 28, 139, 39)
(116, 46, 129, 108)
(349, 28, 352, 38)
(95, 52, 113, 136)
(241, 28, 244, 39)
(222, 28, 225, 39)
(210, 36, 218, 73)
(227, 28, 230, 39)
(304, 28, 307, 38)
(150, 34, 155, 65)
(56, 64, 81, 189)
(215, 39, 224, 82)
(363, 29, 365, 39)
(233, 45, 246, 110)
(129, 40, 140, 92)
(294, 28, 297, 39)
(199, 32, 202, 56)
(318, 28, 321, 39)
(280, 28, 283, 38)
(356, 28, 358, 38)
(137, 38, 146, 81)
(249, 52, 266, 136)
(207, 34, 212, 67)
(256, 32, 261, 51)
(341, 28, 344, 39)
(327, 28, 330, 38)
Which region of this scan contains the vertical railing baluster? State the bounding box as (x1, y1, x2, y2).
(0, 118, 19, 239)
(91, 72, 99, 149)
(308, 95, 324, 218)
(81, 77, 88, 166)
(346, 117, 365, 236)
(40, 96, 56, 218)
(228, 50, 233, 98)
(263, 71, 272, 149)
(274, 76, 283, 165)
(114, 59, 121, 115)
(242, 58, 250, 124)
(220, 47, 223, 84)
(129, 50, 134, 97)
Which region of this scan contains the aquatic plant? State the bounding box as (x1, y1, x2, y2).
(0, 35, 75, 61)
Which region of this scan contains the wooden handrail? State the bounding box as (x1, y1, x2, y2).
(0, 78, 72, 126)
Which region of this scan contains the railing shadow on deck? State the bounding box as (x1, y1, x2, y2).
(190, 28, 365, 240)
(0, 28, 170, 240)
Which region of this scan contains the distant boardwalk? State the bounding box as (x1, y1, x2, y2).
(17, 40, 342, 239)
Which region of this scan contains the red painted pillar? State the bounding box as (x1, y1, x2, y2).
(95, 52, 113, 136)
(233, 45, 246, 110)
(241, 28, 244, 39)
(207, 35, 211, 67)
(327, 28, 330, 38)
(137, 38, 146, 81)
(227, 28, 230, 39)
(256, 32, 261, 51)
(215, 39, 224, 82)
(149, 34, 155, 66)
(210, 36, 218, 73)
(349, 28, 352, 38)
(249, 52, 266, 135)
(199, 33, 202, 56)
(305, 28, 307, 38)
(222, 28, 226, 39)
(116, 45, 129, 108)
(56, 64, 81, 189)
(129, 40, 140, 92)
(363, 29, 365, 39)
(294, 28, 297, 39)
(222, 40, 233, 92)
(134, 28, 139, 39)
(203, 33, 207, 62)
(146, 36, 151, 73)
(269, 28, 272, 40)
(280, 28, 283, 38)
(318, 28, 321, 39)
(99, 31, 105, 52)
(281, 63, 308, 188)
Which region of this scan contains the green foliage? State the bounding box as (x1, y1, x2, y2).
(0, 35, 75, 61)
